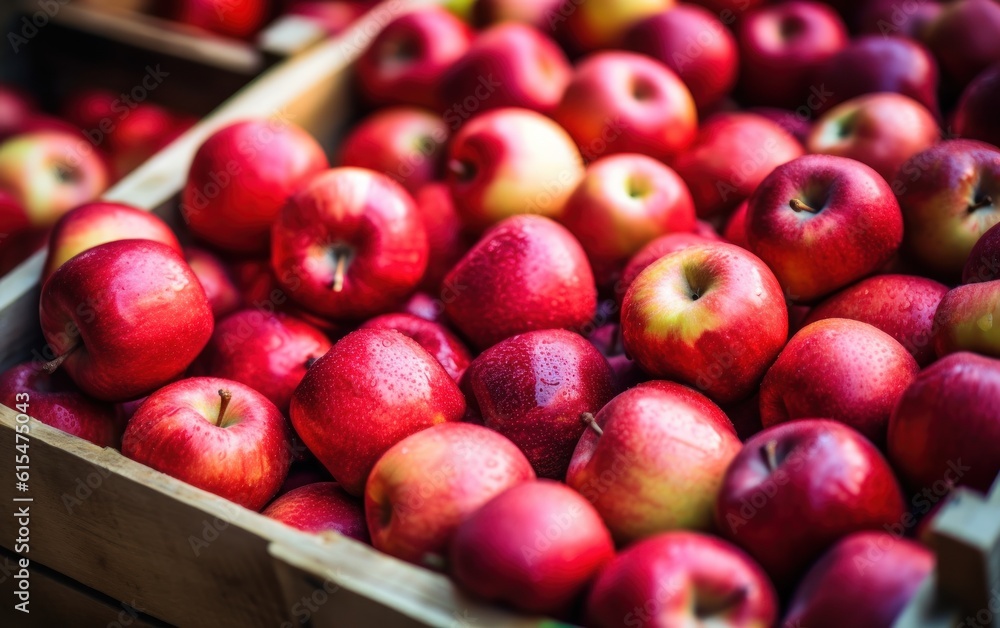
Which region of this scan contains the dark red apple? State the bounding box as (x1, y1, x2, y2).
(964, 221, 1000, 284)
(262, 482, 368, 542)
(411, 182, 466, 292)
(925, 0, 1000, 88)
(359, 313, 471, 381)
(954, 62, 1000, 149)
(184, 246, 242, 319)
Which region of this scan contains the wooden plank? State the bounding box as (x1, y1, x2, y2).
(892, 574, 962, 628)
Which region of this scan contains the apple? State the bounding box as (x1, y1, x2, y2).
(815, 36, 941, 116)
(964, 221, 1000, 284)
(336, 107, 447, 194)
(0, 362, 119, 447)
(462, 329, 617, 479)
(567, 381, 741, 543)
(271, 167, 428, 321)
(760, 319, 919, 447)
(290, 328, 466, 495)
(625, 5, 739, 110)
(106, 103, 183, 179)
(122, 378, 290, 510)
(895, 139, 1000, 279)
(184, 246, 242, 319)
(736, 1, 848, 109)
(585, 532, 778, 628)
(39, 240, 214, 402)
(0, 132, 109, 228)
(723, 200, 750, 249)
(716, 419, 906, 589)
(356, 7, 473, 111)
(443, 215, 597, 350)
(471, 0, 563, 30)
(445, 107, 583, 233)
(672, 112, 803, 219)
(172, 0, 270, 39)
(618, 231, 715, 301)
(411, 182, 467, 292)
(925, 0, 1000, 88)
(622, 242, 788, 404)
(560, 153, 696, 285)
(42, 201, 182, 281)
(746, 154, 904, 302)
(856, 0, 943, 40)
(359, 313, 471, 382)
(687, 0, 766, 18)
(365, 422, 535, 565)
(0, 84, 34, 140)
(181, 120, 328, 254)
(933, 280, 1000, 358)
(262, 482, 368, 542)
(954, 62, 1000, 150)
(558, 0, 673, 53)
(804, 274, 948, 367)
(399, 291, 444, 323)
(784, 532, 934, 628)
(807, 93, 939, 183)
(450, 480, 614, 617)
(60, 88, 115, 131)
(440, 23, 571, 116)
(888, 351, 1000, 493)
(748, 107, 812, 144)
(554, 52, 697, 163)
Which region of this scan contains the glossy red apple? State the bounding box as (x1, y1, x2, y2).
(172, 0, 270, 39)
(933, 280, 1000, 358)
(411, 182, 466, 292)
(359, 313, 471, 382)
(262, 482, 368, 542)
(964, 221, 1000, 284)
(925, 0, 1000, 87)
(954, 62, 1000, 149)
(618, 231, 715, 301)
(106, 102, 183, 178)
(184, 246, 241, 319)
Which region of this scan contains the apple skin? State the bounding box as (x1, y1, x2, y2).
(182, 120, 328, 254)
(746, 154, 904, 303)
(925, 0, 1000, 88)
(855, 0, 943, 40)
(359, 313, 471, 382)
(933, 280, 1000, 359)
(560, 153, 696, 285)
(122, 378, 291, 511)
(0, 131, 109, 228)
(618, 231, 714, 301)
(559, 0, 674, 53)
(449, 480, 614, 617)
(364, 422, 535, 565)
(0, 84, 34, 140)
(471, 0, 563, 29)
(807, 93, 939, 183)
(964, 221, 1000, 284)
(585, 532, 778, 628)
(0, 363, 119, 447)
(443, 215, 597, 350)
(622, 242, 788, 404)
(356, 7, 473, 111)
(736, 1, 848, 109)
(723, 200, 750, 249)
(894, 139, 1000, 279)
(567, 381, 741, 543)
(784, 531, 934, 628)
(804, 274, 948, 367)
(399, 291, 445, 323)
(39, 240, 214, 402)
(336, 107, 447, 194)
(445, 108, 583, 233)
(261, 482, 368, 542)
(290, 328, 466, 496)
(172, 0, 270, 39)
(106, 103, 184, 179)
(748, 107, 812, 144)
(716, 419, 906, 590)
(888, 351, 1000, 493)
(672, 112, 804, 220)
(554, 52, 697, 164)
(760, 319, 919, 447)
(624, 5, 739, 110)
(461, 329, 617, 479)
(955, 62, 1000, 150)
(42, 202, 182, 281)
(271, 167, 428, 321)
(184, 246, 241, 319)
(411, 183, 467, 293)
(440, 23, 571, 116)
(193, 309, 332, 414)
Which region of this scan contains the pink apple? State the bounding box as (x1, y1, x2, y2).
(262, 482, 368, 542)
(184, 246, 241, 319)
(359, 313, 471, 381)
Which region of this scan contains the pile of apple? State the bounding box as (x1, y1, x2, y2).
(4, 0, 1000, 625)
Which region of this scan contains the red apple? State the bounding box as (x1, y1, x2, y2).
(723, 200, 750, 248)
(122, 378, 290, 510)
(688, 0, 766, 18)
(443, 215, 597, 350)
(618, 231, 714, 301)
(559, 0, 673, 53)
(471, 0, 564, 30)
(184, 246, 242, 319)
(107, 103, 182, 178)
(399, 291, 444, 323)
(60, 88, 115, 132)
(39, 240, 214, 402)
(271, 167, 428, 320)
(450, 480, 614, 617)
(964, 221, 1000, 284)
(933, 280, 1000, 358)
(359, 313, 471, 382)
(0, 84, 34, 140)
(954, 62, 1000, 150)
(925, 0, 1000, 88)
(365, 422, 535, 565)
(172, 0, 270, 39)
(290, 328, 466, 495)
(586, 532, 778, 628)
(181, 120, 328, 254)
(262, 482, 368, 542)
(411, 182, 467, 292)
(856, 0, 943, 40)
(622, 242, 788, 404)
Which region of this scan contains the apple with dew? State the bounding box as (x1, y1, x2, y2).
(964, 221, 1000, 284)
(411, 182, 467, 292)
(290, 328, 465, 496)
(443, 215, 596, 350)
(365, 422, 535, 565)
(39, 240, 214, 402)
(122, 378, 290, 510)
(262, 482, 368, 542)
(954, 62, 1000, 150)
(559, 0, 673, 53)
(925, 0, 1000, 88)
(182, 120, 328, 254)
(554, 52, 697, 163)
(184, 246, 242, 319)
(359, 313, 471, 382)
(445, 108, 583, 233)
(622, 242, 788, 404)
(716, 419, 906, 589)
(567, 381, 741, 543)
(932, 280, 1000, 359)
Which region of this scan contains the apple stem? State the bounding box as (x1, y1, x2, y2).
(40, 340, 80, 374)
(580, 412, 603, 436)
(970, 195, 993, 211)
(789, 198, 819, 214)
(216, 389, 232, 427)
(763, 440, 779, 472)
(331, 251, 347, 293)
